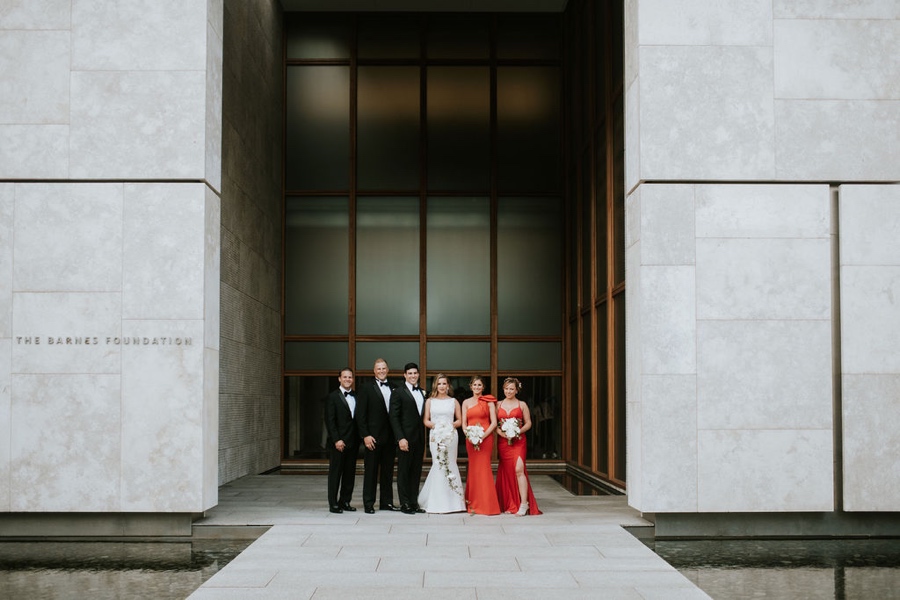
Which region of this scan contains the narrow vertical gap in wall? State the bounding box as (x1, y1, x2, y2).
(830, 184, 843, 513)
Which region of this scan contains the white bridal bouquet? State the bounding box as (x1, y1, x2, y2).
(432, 421, 455, 446)
(500, 418, 521, 445)
(432, 421, 462, 496)
(464, 424, 485, 451)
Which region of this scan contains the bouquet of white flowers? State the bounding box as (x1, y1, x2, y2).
(464, 424, 485, 451)
(500, 418, 521, 445)
(431, 421, 462, 497)
(432, 421, 455, 446)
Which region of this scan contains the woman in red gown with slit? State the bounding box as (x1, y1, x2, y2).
(495, 377, 541, 516)
(461, 376, 501, 515)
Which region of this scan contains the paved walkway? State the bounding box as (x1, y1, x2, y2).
(187, 474, 711, 599)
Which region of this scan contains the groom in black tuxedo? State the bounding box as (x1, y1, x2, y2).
(356, 358, 398, 514)
(389, 362, 427, 514)
(324, 367, 359, 514)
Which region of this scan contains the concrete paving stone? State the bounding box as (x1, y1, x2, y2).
(230, 557, 379, 573)
(200, 566, 277, 588)
(378, 556, 518, 572)
(468, 544, 601, 559)
(546, 532, 646, 546)
(273, 523, 393, 535)
(310, 586, 477, 600)
(302, 532, 427, 546)
(338, 544, 470, 558)
(516, 555, 619, 571)
(388, 522, 507, 534)
(189, 587, 316, 600)
(269, 570, 425, 588)
(186, 475, 712, 599)
(424, 532, 551, 546)
(425, 569, 579, 589)
(477, 588, 643, 600)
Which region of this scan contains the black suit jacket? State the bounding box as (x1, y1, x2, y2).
(389, 385, 426, 447)
(324, 388, 358, 446)
(356, 379, 395, 444)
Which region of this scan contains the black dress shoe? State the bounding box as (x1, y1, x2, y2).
(400, 504, 415, 514)
(340, 503, 357, 512)
(414, 507, 426, 513)
(379, 504, 399, 511)
(329, 505, 343, 514)
(364, 506, 375, 514)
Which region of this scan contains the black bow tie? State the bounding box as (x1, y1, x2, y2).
(343, 391, 354, 398)
(412, 386, 421, 392)
(379, 381, 390, 387)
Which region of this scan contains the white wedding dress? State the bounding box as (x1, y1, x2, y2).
(418, 398, 466, 513)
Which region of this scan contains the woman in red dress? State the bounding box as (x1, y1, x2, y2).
(495, 377, 541, 516)
(461, 376, 501, 515)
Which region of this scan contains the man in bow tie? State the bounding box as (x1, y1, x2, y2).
(356, 358, 398, 514)
(390, 362, 427, 514)
(325, 367, 359, 513)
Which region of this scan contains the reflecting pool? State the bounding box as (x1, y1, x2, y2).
(645, 537, 900, 600)
(0, 540, 251, 599)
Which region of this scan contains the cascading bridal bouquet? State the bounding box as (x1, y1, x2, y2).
(500, 418, 521, 445)
(464, 424, 485, 451)
(432, 421, 463, 497)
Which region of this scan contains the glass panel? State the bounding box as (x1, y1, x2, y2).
(595, 131, 609, 291)
(569, 321, 579, 461)
(580, 150, 592, 308)
(358, 15, 421, 59)
(497, 67, 561, 193)
(427, 67, 490, 191)
(496, 14, 560, 60)
(613, 94, 626, 284)
(357, 67, 420, 191)
(498, 197, 562, 335)
(614, 294, 626, 481)
(284, 197, 348, 335)
(593, 1, 608, 116)
(285, 14, 351, 60)
(498, 342, 561, 371)
(356, 197, 420, 335)
(284, 376, 332, 459)
(426, 197, 490, 334)
(580, 313, 593, 469)
(596, 303, 609, 473)
(499, 375, 561, 460)
(568, 198, 579, 316)
(286, 66, 349, 191)
(284, 342, 348, 371)
(426, 342, 489, 371)
(355, 342, 419, 375)
(427, 15, 489, 59)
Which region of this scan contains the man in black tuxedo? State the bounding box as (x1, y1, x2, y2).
(324, 367, 359, 513)
(389, 362, 427, 514)
(356, 358, 398, 514)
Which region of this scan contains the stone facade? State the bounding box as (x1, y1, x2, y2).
(218, 0, 284, 485)
(0, 0, 222, 519)
(626, 0, 900, 524)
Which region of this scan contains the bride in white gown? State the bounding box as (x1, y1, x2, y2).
(418, 373, 466, 513)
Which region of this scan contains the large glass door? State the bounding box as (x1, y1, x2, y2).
(282, 12, 564, 462)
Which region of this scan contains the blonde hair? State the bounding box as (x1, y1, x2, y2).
(429, 373, 450, 398)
